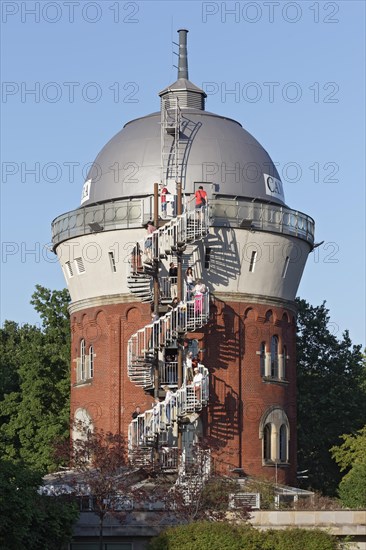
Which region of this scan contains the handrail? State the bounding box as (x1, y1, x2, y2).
(210, 198, 314, 245)
(127, 292, 210, 387)
(128, 365, 209, 454)
(51, 198, 144, 249)
(159, 361, 178, 386)
(52, 197, 314, 248)
(128, 206, 209, 268)
(126, 198, 212, 466)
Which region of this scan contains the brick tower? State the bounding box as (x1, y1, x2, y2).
(52, 30, 314, 486)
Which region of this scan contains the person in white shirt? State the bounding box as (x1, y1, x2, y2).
(193, 367, 203, 401)
(185, 267, 195, 300)
(184, 351, 194, 383)
(163, 385, 173, 424)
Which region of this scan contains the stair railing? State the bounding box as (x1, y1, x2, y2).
(126, 202, 211, 464)
(127, 293, 209, 388)
(128, 366, 209, 458)
(126, 207, 209, 272)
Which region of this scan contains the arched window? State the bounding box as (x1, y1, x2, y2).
(73, 407, 93, 439)
(263, 424, 272, 461)
(80, 339, 86, 380)
(265, 310, 273, 323)
(72, 408, 93, 461)
(89, 345, 94, 378)
(260, 407, 290, 465)
(283, 345, 287, 379)
(260, 342, 266, 376)
(271, 335, 278, 378)
(279, 424, 287, 461)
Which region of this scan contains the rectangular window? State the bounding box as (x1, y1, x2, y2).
(75, 256, 86, 274)
(249, 250, 257, 272)
(109, 251, 117, 272)
(106, 544, 133, 550)
(259, 342, 265, 376)
(279, 425, 288, 462)
(80, 340, 86, 381)
(89, 346, 94, 378)
(70, 544, 99, 550)
(282, 346, 287, 379)
(270, 336, 279, 378)
(282, 256, 290, 278)
(70, 544, 133, 550)
(204, 247, 211, 269)
(65, 261, 73, 277)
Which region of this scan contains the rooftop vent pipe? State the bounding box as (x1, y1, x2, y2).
(177, 29, 189, 80)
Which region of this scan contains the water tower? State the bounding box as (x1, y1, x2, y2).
(52, 30, 314, 485)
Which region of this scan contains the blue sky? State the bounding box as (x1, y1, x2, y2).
(1, 0, 365, 347)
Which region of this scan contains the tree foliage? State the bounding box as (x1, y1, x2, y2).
(337, 461, 366, 508)
(65, 430, 250, 550)
(144, 441, 250, 523)
(148, 521, 259, 550)
(330, 425, 366, 472)
(148, 521, 341, 550)
(0, 285, 71, 472)
(331, 425, 366, 508)
(0, 459, 78, 550)
(66, 426, 137, 550)
(70, 426, 130, 511)
(296, 298, 366, 495)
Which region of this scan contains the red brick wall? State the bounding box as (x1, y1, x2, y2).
(203, 298, 297, 485)
(70, 297, 297, 485)
(70, 302, 154, 437)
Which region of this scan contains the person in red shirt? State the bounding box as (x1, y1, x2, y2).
(191, 186, 208, 223)
(194, 186, 207, 210)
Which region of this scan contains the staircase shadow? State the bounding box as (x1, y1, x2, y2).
(207, 375, 240, 448)
(204, 227, 240, 288)
(179, 117, 203, 189)
(206, 300, 244, 370)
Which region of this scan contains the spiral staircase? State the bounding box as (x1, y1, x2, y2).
(126, 206, 211, 470)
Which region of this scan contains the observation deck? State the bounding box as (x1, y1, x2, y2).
(51, 196, 315, 250)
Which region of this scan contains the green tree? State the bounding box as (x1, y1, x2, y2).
(331, 425, 366, 508)
(330, 425, 366, 472)
(0, 459, 78, 550)
(0, 320, 21, 399)
(296, 299, 366, 495)
(337, 461, 366, 508)
(0, 286, 71, 472)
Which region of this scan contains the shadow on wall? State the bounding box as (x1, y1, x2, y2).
(208, 376, 240, 444)
(206, 376, 242, 473)
(206, 300, 244, 370)
(161, 115, 202, 189)
(203, 298, 245, 468)
(179, 116, 203, 188)
(204, 227, 241, 288)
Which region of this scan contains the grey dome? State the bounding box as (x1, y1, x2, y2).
(82, 109, 285, 207)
